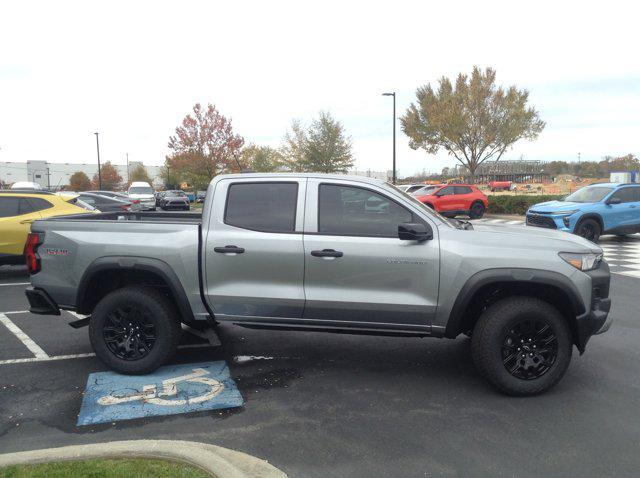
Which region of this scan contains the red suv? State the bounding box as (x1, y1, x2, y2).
(412, 184, 488, 219)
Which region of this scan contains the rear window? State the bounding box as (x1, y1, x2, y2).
(128, 187, 154, 194)
(225, 182, 298, 233)
(26, 197, 53, 213)
(0, 197, 21, 217)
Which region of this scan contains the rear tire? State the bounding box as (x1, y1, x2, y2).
(89, 287, 180, 375)
(575, 218, 601, 242)
(469, 201, 486, 219)
(470, 296, 572, 396)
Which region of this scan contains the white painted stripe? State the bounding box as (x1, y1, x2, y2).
(507, 220, 525, 225)
(0, 282, 30, 287)
(1, 310, 29, 315)
(0, 343, 214, 366)
(0, 313, 49, 359)
(0, 353, 94, 365)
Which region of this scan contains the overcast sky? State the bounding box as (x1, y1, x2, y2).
(1, 0, 638, 177)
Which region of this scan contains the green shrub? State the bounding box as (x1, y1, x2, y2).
(487, 195, 564, 215)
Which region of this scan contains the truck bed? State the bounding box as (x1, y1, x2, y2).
(30, 211, 209, 320)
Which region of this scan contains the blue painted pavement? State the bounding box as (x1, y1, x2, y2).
(77, 360, 243, 426)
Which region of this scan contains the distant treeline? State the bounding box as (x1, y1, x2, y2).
(404, 153, 639, 183)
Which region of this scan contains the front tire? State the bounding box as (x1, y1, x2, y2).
(575, 218, 601, 242)
(471, 296, 572, 396)
(89, 287, 180, 375)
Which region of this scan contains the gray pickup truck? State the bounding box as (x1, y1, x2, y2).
(24, 173, 611, 395)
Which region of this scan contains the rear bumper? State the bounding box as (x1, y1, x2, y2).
(25, 287, 61, 315)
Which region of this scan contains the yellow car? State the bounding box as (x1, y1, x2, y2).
(0, 191, 94, 265)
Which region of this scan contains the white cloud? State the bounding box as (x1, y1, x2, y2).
(0, 0, 638, 177)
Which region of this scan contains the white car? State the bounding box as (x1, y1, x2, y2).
(127, 181, 156, 211)
(397, 184, 426, 194)
(10, 181, 43, 190)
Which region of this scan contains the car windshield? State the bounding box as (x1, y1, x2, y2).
(386, 183, 454, 228)
(167, 190, 186, 196)
(564, 186, 614, 203)
(128, 187, 154, 195)
(411, 186, 438, 196)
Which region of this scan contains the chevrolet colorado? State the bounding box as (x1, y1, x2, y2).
(24, 173, 611, 395)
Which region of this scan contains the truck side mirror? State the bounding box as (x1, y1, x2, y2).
(606, 197, 621, 205)
(398, 223, 432, 242)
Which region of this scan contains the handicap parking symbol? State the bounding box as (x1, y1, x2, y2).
(77, 361, 243, 426)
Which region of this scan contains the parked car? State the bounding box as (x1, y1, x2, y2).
(527, 182, 640, 242)
(127, 181, 156, 210)
(489, 180, 512, 192)
(10, 181, 44, 190)
(69, 192, 135, 212)
(25, 173, 611, 396)
(412, 184, 488, 219)
(0, 190, 94, 265)
(158, 190, 190, 211)
(88, 190, 130, 201)
(398, 184, 427, 194)
(196, 191, 207, 203)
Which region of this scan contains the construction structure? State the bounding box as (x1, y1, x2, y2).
(447, 159, 550, 183)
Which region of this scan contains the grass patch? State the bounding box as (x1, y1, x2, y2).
(487, 194, 564, 215)
(0, 458, 210, 478)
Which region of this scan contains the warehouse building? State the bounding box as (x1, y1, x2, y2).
(0, 160, 162, 189)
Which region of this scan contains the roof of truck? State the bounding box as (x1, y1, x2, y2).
(214, 172, 386, 185)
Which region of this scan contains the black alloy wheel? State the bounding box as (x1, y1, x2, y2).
(576, 218, 601, 242)
(501, 319, 558, 380)
(103, 306, 156, 360)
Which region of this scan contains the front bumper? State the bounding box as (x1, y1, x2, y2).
(575, 262, 611, 352)
(526, 212, 573, 232)
(25, 287, 61, 315)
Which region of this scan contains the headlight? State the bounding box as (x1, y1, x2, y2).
(559, 252, 602, 271)
(550, 210, 579, 216)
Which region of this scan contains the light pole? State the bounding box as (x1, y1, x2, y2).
(94, 132, 102, 189)
(382, 92, 396, 184)
(126, 152, 130, 184)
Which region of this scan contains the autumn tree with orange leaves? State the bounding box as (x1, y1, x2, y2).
(91, 162, 122, 191)
(165, 103, 244, 190)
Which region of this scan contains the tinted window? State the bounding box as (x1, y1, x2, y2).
(225, 182, 298, 233)
(318, 184, 413, 237)
(438, 186, 455, 196)
(25, 197, 52, 213)
(406, 185, 424, 193)
(455, 186, 472, 194)
(0, 197, 21, 218)
(128, 187, 154, 194)
(79, 195, 97, 205)
(610, 187, 636, 203)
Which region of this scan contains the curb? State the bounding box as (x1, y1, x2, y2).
(0, 440, 287, 478)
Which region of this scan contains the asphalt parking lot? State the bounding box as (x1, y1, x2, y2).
(1, 262, 639, 477)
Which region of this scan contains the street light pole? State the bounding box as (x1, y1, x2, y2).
(126, 152, 130, 184)
(382, 92, 396, 184)
(94, 132, 102, 189)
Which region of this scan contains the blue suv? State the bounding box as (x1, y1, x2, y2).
(526, 183, 640, 242)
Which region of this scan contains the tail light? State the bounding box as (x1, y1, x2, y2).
(132, 199, 140, 204)
(24, 232, 44, 274)
(120, 204, 131, 211)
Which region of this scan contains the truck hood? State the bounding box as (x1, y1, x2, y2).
(470, 223, 602, 254)
(528, 200, 584, 213)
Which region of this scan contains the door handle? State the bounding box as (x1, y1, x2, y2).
(311, 249, 344, 258)
(19, 219, 34, 224)
(214, 245, 245, 254)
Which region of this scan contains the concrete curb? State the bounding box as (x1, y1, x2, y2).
(0, 440, 287, 478)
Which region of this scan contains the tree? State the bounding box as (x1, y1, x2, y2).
(167, 103, 244, 189)
(159, 161, 183, 190)
(241, 145, 284, 172)
(401, 67, 545, 182)
(69, 171, 91, 191)
(128, 164, 152, 186)
(91, 162, 122, 191)
(281, 112, 354, 173)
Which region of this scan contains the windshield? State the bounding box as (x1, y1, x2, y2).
(128, 187, 154, 195)
(167, 190, 186, 196)
(565, 186, 613, 203)
(411, 186, 439, 196)
(386, 183, 453, 228)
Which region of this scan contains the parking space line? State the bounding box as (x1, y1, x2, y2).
(0, 282, 30, 287)
(0, 313, 49, 359)
(0, 343, 216, 366)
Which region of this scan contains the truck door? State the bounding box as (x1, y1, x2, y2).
(203, 178, 306, 320)
(302, 179, 440, 329)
